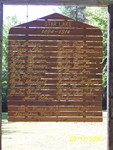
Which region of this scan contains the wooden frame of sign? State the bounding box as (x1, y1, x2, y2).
(7, 13, 103, 122)
(0, 1, 113, 150)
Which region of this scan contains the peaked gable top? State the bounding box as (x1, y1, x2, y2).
(9, 13, 102, 35)
(39, 13, 74, 20)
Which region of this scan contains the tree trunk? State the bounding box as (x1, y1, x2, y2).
(0, 2, 3, 150)
(108, 4, 113, 150)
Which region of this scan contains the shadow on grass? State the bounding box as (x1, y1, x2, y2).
(2, 113, 17, 135)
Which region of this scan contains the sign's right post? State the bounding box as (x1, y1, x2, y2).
(108, 4, 113, 150)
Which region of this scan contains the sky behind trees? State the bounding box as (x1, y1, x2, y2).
(4, 5, 58, 22)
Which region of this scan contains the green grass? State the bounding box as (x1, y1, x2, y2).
(2, 113, 8, 120)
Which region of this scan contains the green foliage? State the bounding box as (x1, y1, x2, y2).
(2, 16, 20, 112)
(59, 6, 86, 22)
(85, 7, 108, 89)
(84, 7, 108, 109)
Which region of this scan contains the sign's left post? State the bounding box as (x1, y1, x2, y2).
(0, 2, 3, 150)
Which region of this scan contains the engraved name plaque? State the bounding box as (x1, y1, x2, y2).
(8, 13, 102, 122)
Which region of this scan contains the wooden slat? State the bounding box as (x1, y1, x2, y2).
(9, 63, 102, 67)
(15, 20, 100, 29)
(8, 60, 102, 64)
(8, 106, 102, 111)
(8, 80, 102, 87)
(8, 53, 102, 58)
(8, 101, 102, 106)
(8, 49, 102, 54)
(8, 111, 102, 117)
(12, 60, 100, 64)
(8, 87, 102, 92)
(8, 40, 102, 45)
(8, 68, 102, 75)
(8, 92, 102, 98)
(8, 94, 102, 98)
(8, 76, 102, 80)
(9, 28, 102, 35)
(8, 57, 102, 69)
(7, 84, 102, 90)
(8, 51, 102, 57)
(8, 55, 102, 62)
(8, 92, 102, 97)
(8, 117, 103, 122)
(8, 88, 102, 93)
(8, 68, 102, 73)
(8, 93, 102, 98)
(8, 79, 102, 86)
(8, 71, 102, 76)
(8, 35, 103, 41)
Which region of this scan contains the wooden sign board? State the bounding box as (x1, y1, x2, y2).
(8, 13, 103, 122)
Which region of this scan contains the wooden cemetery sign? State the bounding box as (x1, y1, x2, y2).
(8, 13, 103, 122)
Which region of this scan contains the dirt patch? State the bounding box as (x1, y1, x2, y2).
(2, 112, 107, 150)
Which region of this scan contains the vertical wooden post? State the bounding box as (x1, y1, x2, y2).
(0, 2, 3, 150)
(108, 4, 113, 150)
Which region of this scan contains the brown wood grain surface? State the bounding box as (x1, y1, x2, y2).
(8, 53, 102, 57)
(7, 83, 102, 88)
(8, 35, 102, 41)
(8, 106, 102, 111)
(8, 117, 103, 122)
(8, 101, 102, 106)
(15, 20, 97, 28)
(8, 91, 102, 97)
(8, 111, 102, 117)
(9, 28, 102, 35)
(8, 13, 102, 122)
